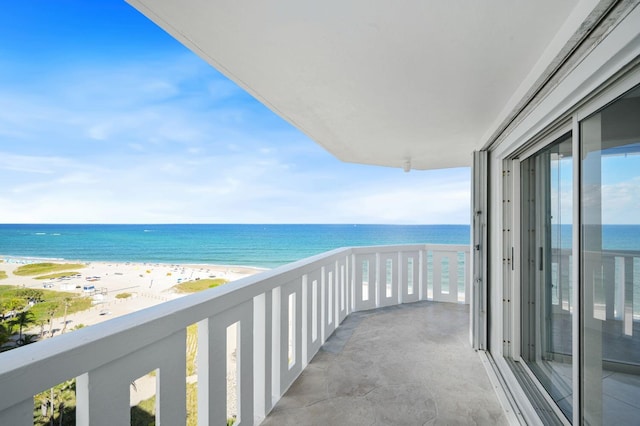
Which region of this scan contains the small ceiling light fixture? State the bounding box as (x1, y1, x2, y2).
(403, 158, 411, 173)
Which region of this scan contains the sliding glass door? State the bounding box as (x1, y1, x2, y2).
(580, 85, 640, 425)
(517, 83, 640, 424)
(521, 134, 574, 420)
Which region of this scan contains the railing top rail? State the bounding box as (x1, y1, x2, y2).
(424, 243, 469, 252)
(350, 243, 469, 254)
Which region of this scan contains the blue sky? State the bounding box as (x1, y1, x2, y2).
(0, 1, 472, 224)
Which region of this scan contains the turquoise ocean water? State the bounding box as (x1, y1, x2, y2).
(2, 224, 639, 269)
(0, 224, 471, 269)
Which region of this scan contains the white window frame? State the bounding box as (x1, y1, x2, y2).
(498, 70, 640, 426)
(486, 6, 640, 423)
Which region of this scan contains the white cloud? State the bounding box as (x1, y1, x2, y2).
(88, 124, 111, 141)
(0, 51, 472, 224)
(0, 152, 71, 175)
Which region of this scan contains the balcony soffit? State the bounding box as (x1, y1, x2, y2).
(127, 0, 583, 170)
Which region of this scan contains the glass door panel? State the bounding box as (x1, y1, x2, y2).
(580, 85, 640, 425)
(521, 133, 573, 420)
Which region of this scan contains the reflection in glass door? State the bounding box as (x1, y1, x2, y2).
(521, 134, 573, 420)
(580, 85, 640, 425)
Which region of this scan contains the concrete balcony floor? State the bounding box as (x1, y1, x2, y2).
(262, 301, 508, 426)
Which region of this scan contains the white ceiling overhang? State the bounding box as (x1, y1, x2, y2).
(126, 0, 593, 170)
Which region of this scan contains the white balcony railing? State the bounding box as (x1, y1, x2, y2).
(0, 244, 470, 425)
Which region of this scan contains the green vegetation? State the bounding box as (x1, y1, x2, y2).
(34, 271, 82, 280)
(172, 278, 228, 293)
(0, 285, 92, 324)
(13, 310, 35, 344)
(0, 287, 40, 317)
(34, 380, 76, 426)
(8, 288, 45, 303)
(116, 292, 132, 299)
(13, 262, 85, 276)
(32, 297, 91, 324)
(0, 285, 91, 351)
(131, 392, 156, 426)
(0, 270, 7, 280)
(0, 323, 12, 348)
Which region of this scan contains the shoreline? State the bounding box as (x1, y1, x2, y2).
(1, 254, 271, 272)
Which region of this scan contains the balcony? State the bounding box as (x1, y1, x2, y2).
(0, 244, 505, 425)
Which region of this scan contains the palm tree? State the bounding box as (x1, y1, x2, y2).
(0, 300, 7, 322)
(35, 380, 76, 426)
(44, 302, 60, 338)
(13, 310, 35, 345)
(55, 380, 75, 426)
(0, 323, 11, 350)
(38, 320, 46, 338)
(60, 298, 72, 334)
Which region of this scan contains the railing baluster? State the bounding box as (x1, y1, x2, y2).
(271, 286, 281, 408)
(378, 252, 397, 307)
(279, 279, 303, 395)
(604, 255, 616, 320)
(560, 250, 571, 312)
(449, 252, 459, 303)
(624, 256, 634, 336)
(157, 330, 187, 425)
(401, 251, 419, 303)
(252, 292, 267, 423)
(237, 304, 254, 425)
(353, 253, 377, 310)
(337, 258, 348, 323)
(433, 251, 443, 301)
(198, 300, 252, 425)
(464, 250, 471, 304)
(305, 269, 321, 354)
